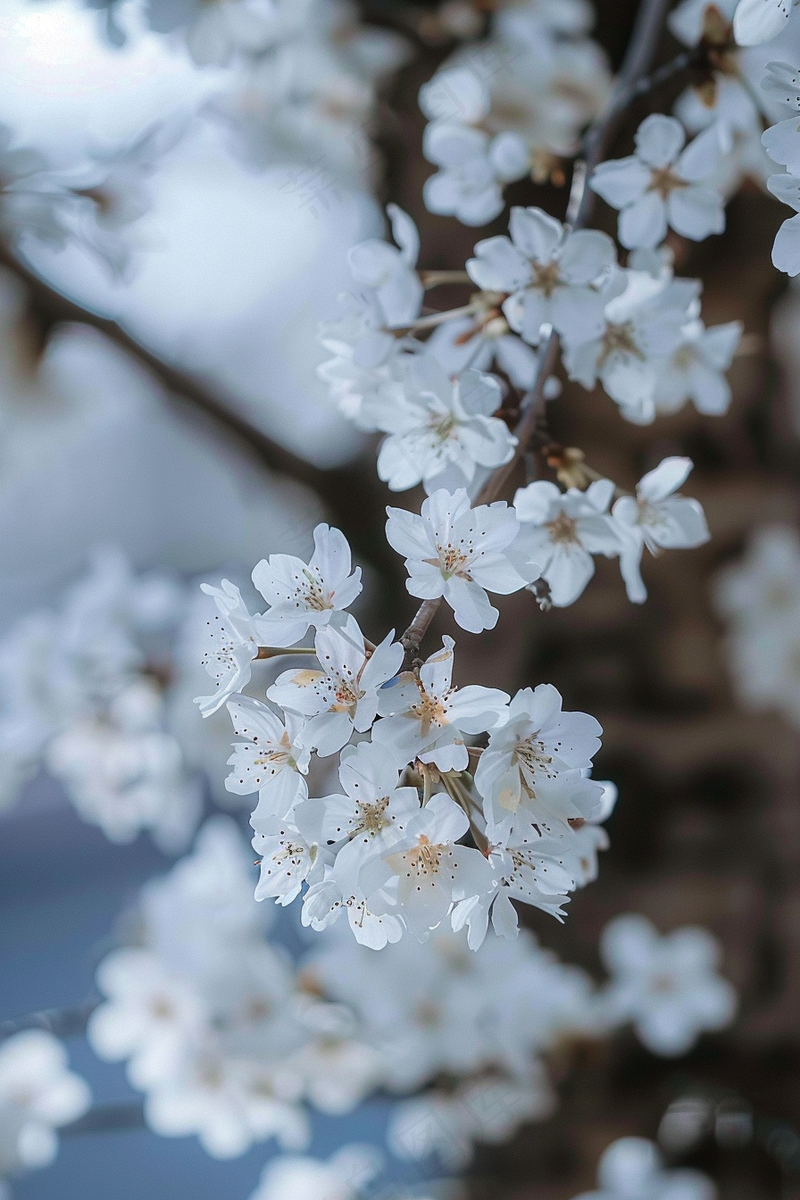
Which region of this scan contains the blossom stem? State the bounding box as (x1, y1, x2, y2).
(386, 302, 482, 335)
(420, 270, 472, 288)
(400, 598, 442, 662)
(255, 646, 316, 659)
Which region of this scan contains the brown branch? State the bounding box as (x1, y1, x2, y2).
(0, 243, 362, 532)
(397, 0, 674, 658)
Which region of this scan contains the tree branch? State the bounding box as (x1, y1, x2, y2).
(0, 1000, 98, 1043)
(397, 0, 674, 656)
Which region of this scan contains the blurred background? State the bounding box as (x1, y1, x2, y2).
(0, 1, 799, 1198)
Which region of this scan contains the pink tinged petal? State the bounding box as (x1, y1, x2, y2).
(589, 157, 652, 208)
(550, 285, 607, 343)
(618, 191, 668, 250)
(445, 576, 498, 632)
(634, 113, 686, 167)
(543, 545, 596, 606)
(733, 0, 791, 44)
(666, 186, 725, 241)
(558, 229, 617, 284)
(772, 210, 800, 274)
(637, 456, 694, 501)
(509, 205, 564, 261)
(466, 236, 532, 291)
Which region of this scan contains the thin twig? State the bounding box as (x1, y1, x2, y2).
(0, 1000, 98, 1043)
(255, 646, 316, 659)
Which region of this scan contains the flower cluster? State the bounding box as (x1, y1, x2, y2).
(196, 514, 624, 946)
(759, 61, 800, 275)
(0, 1030, 91, 1192)
(0, 549, 202, 851)
(417, 0, 611, 224)
(714, 524, 800, 726)
(87, 819, 737, 1167)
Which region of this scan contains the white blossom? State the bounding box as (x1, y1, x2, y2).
(374, 634, 510, 772)
(570, 1136, 716, 1200)
(766, 170, 800, 274)
(590, 115, 728, 249)
(426, 312, 541, 390)
(370, 358, 516, 494)
(653, 318, 742, 416)
(249, 1145, 383, 1200)
(612, 457, 710, 603)
(378, 793, 495, 939)
(563, 269, 701, 423)
(513, 479, 624, 607)
(474, 684, 603, 833)
(0, 1031, 91, 1182)
(267, 616, 403, 756)
(225, 696, 310, 819)
(386, 488, 540, 634)
(599, 914, 737, 1056)
(467, 206, 616, 346)
(195, 580, 270, 718)
(761, 60, 800, 173)
(251, 523, 362, 647)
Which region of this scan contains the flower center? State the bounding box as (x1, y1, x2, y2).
(531, 258, 563, 297)
(599, 321, 642, 364)
(299, 567, 329, 612)
(355, 797, 390, 835)
(648, 165, 687, 199)
(547, 512, 579, 545)
(428, 412, 458, 443)
(408, 834, 442, 875)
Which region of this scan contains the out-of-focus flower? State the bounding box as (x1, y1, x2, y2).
(570, 1135, 716, 1200)
(599, 914, 737, 1056)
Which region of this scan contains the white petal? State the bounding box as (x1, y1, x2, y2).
(467, 236, 531, 291)
(419, 67, 490, 123)
(618, 191, 668, 250)
(667, 186, 725, 241)
(772, 210, 800, 274)
(589, 157, 651, 209)
(733, 0, 791, 45)
(558, 229, 617, 284)
(634, 113, 686, 167)
(638, 456, 694, 501)
(509, 205, 562, 262)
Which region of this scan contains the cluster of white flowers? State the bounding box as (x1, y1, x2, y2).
(0, 1030, 91, 1194)
(196, 513, 625, 946)
(714, 524, 800, 726)
(320, 202, 742, 457)
(247, 1144, 445, 1200)
(417, 0, 611, 224)
(0, 549, 202, 851)
(86, 820, 737, 1167)
(569, 1135, 716, 1200)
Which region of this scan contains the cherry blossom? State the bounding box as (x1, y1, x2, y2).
(563, 269, 701, 423)
(249, 1145, 383, 1200)
(0, 1031, 91, 1183)
(590, 115, 728, 249)
(513, 479, 623, 607)
(474, 684, 603, 832)
(379, 793, 495, 938)
(386, 488, 540, 634)
(571, 1136, 716, 1200)
(370, 358, 516, 493)
(612, 457, 710, 604)
(267, 615, 403, 756)
(195, 580, 271, 718)
(374, 634, 510, 772)
(252, 816, 323, 905)
(251, 523, 363, 647)
(599, 914, 737, 1055)
(466, 206, 616, 345)
(426, 312, 541, 390)
(653, 317, 742, 416)
(225, 696, 310, 819)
